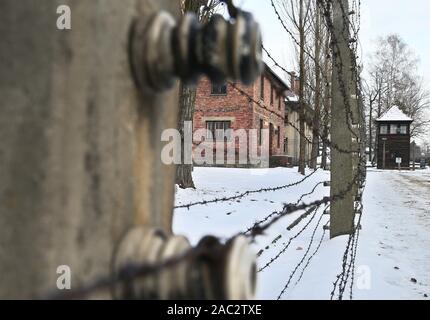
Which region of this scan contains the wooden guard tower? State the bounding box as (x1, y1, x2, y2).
(376, 106, 413, 169)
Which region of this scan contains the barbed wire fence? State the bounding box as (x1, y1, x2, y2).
(49, 0, 367, 301)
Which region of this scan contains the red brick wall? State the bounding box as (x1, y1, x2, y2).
(193, 74, 286, 163)
(251, 74, 285, 156)
(194, 77, 254, 131)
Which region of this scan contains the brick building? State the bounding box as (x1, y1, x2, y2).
(193, 64, 289, 167)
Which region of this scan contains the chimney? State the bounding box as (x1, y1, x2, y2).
(294, 78, 300, 95)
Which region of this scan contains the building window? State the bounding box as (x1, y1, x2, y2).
(206, 121, 231, 141)
(277, 126, 281, 148)
(259, 119, 264, 146)
(284, 138, 288, 154)
(211, 83, 227, 95)
(278, 96, 282, 110)
(380, 125, 388, 134)
(400, 125, 407, 134)
(390, 124, 398, 135)
(285, 112, 289, 125)
(270, 86, 274, 105)
(260, 76, 265, 100)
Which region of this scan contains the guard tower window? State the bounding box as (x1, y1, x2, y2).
(380, 125, 388, 134)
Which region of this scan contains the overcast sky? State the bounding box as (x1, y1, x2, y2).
(360, 0, 430, 86)
(231, 0, 429, 85)
(227, 0, 429, 143)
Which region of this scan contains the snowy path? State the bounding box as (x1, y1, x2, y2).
(355, 168, 430, 299)
(173, 167, 430, 300)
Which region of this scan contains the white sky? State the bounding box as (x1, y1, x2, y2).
(360, 0, 430, 86)
(231, 0, 430, 82)
(227, 0, 430, 143)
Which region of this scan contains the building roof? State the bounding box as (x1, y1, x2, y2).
(376, 105, 413, 122)
(264, 63, 290, 93)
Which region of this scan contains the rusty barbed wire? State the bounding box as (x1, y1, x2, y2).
(349, 206, 362, 299)
(277, 206, 328, 300)
(240, 0, 366, 300)
(294, 220, 329, 286)
(318, 0, 366, 300)
(270, 0, 331, 84)
(175, 167, 320, 210)
(262, 45, 318, 92)
(228, 79, 360, 154)
(318, 0, 361, 141)
(258, 206, 320, 272)
(330, 172, 365, 300)
(338, 202, 364, 300)
(242, 179, 326, 236)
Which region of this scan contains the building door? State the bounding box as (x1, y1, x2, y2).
(381, 141, 390, 169)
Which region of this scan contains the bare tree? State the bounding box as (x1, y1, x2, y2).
(366, 34, 430, 144)
(363, 69, 391, 165)
(280, 0, 313, 175)
(309, 0, 322, 169)
(397, 76, 430, 137)
(176, 0, 220, 189)
(320, 26, 331, 170)
(365, 86, 378, 165)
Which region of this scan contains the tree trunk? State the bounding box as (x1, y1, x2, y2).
(175, 0, 217, 189)
(310, 5, 321, 169)
(320, 107, 329, 170)
(176, 83, 196, 189)
(298, 0, 306, 175)
(321, 30, 331, 170)
(374, 90, 383, 164)
(368, 99, 373, 165)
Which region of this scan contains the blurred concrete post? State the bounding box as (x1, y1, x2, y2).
(0, 0, 179, 299)
(330, 0, 354, 238)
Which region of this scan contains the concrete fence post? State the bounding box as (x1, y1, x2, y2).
(0, 0, 180, 299)
(330, 0, 355, 238)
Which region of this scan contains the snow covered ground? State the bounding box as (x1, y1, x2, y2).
(173, 166, 430, 300)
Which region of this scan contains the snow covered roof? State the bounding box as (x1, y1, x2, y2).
(286, 93, 299, 102)
(376, 106, 413, 122)
(264, 63, 290, 92)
